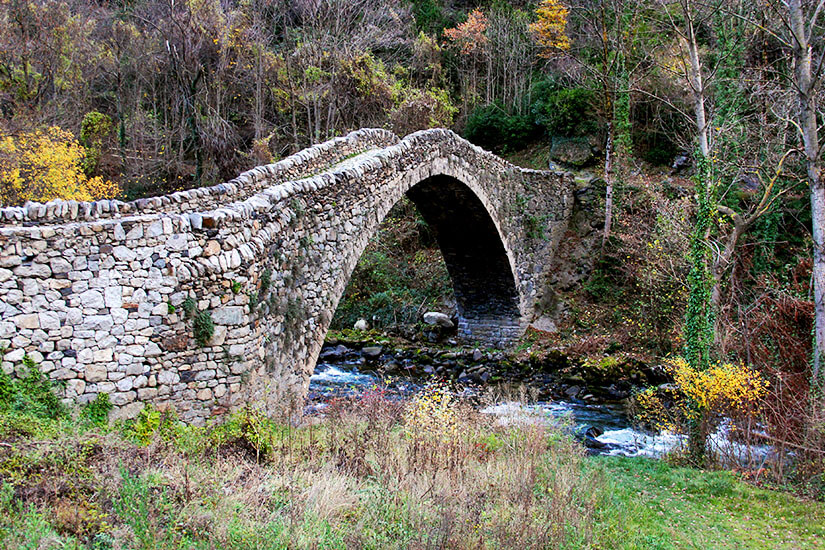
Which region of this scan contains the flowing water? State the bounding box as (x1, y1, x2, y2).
(306, 357, 689, 458)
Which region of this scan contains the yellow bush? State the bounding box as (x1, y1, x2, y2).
(403, 383, 459, 443)
(668, 357, 769, 420)
(633, 357, 769, 437)
(0, 127, 119, 206)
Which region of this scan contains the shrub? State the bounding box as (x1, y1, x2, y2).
(125, 404, 179, 446)
(632, 357, 769, 463)
(0, 355, 66, 420)
(260, 268, 272, 294)
(531, 79, 597, 137)
(0, 126, 119, 206)
(193, 310, 214, 347)
(79, 111, 113, 176)
(81, 393, 112, 427)
(390, 87, 458, 136)
(408, 0, 446, 33)
(181, 296, 197, 318)
(464, 103, 539, 154)
(209, 407, 277, 461)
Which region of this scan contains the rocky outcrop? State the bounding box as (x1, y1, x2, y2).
(550, 137, 596, 168)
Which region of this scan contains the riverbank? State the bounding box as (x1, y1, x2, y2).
(323, 329, 667, 403)
(1, 387, 823, 549)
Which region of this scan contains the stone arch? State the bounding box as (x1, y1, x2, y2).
(318, 172, 524, 363)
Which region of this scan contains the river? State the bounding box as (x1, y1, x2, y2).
(306, 352, 689, 458)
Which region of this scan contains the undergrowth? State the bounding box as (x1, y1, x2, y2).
(0, 368, 823, 549)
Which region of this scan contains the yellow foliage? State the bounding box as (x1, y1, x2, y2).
(667, 357, 769, 419)
(0, 127, 119, 206)
(529, 0, 571, 56)
(403, 384, 459, 443)
(632, 357, 769, 437)
(633, 387, 674, 432)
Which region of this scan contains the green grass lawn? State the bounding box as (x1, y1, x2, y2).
(591, 456, 825, 549)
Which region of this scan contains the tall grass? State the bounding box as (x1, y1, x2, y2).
(0, 383, 600, 549)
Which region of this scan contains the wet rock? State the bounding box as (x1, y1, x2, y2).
(361, 346, 383, 359)
(581, 426, 607, 449)
(383, 360, 401, 373)
(671, 153, 691, 174)
(319, 344, 349, 360)
(565, 385, 581, 398)
(606, 384, 630, 400)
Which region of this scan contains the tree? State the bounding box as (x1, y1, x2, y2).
(0, 126, 119, 205)
(444, 8, 489, 114)
(560, 0, 636, 250)
(786, 0, 825, 388)
(530, 0, 571, 55)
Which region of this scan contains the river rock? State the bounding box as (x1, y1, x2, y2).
(564, 385, 581, 398)
(383, 360, 400, 373)
(361, 346, 382, 359)
(423, 311, 454, 329)
(582, 426, 607, 449)
(319, 344, 349, 360)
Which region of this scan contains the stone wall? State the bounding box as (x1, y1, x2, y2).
(0, 128, 574, 423)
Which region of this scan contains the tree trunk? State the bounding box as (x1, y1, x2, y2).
(602, 121, 615, 251)
(789, 0, 825, 386)
(686, 3, 709, 159)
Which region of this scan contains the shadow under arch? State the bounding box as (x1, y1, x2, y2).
(405, 175, 521, 341)
(321, 173, 523, 358)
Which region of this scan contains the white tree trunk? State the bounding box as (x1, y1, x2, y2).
(602, 121, 615, 250)
(789, 0, 825, 385)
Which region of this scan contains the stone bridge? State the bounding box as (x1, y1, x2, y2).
(0, 129, 578, 422)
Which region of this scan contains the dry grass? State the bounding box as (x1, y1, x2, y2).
(0, 388, 599, 549)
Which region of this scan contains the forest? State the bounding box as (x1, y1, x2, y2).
(1, 0, 825, 547)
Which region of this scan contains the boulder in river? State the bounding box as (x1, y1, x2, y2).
(361, 346, 383, 359)
(581, 426, 607, 449)
(319, 344, 349, 360)
(565, 385, 582, 398)
(423, 311, 454, 329)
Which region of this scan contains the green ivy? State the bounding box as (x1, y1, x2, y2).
(683, 153, 717, 372)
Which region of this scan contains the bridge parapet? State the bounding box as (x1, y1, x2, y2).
(0, 128, 398, 226)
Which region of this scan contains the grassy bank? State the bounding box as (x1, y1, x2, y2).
(0, 384, 823, 548)
(589, 457, 825, 549)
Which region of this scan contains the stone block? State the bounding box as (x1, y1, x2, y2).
(85, 363, 108, 382)
(14, 314, 39, 330)
(39, 311, 61, 330)
(211, 306, 244, 326)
